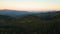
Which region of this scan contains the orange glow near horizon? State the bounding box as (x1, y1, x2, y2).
(0, 6, 60, 11)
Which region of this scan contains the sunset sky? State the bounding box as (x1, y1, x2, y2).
(0, 0, 60, 11)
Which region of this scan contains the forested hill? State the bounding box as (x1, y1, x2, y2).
(0, 11, 60, 34)
(0, 11, 60, 25)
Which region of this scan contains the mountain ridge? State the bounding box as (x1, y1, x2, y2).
(0, 10, 33, 17)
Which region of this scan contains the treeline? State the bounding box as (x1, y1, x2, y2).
(0, 11, 60, 34)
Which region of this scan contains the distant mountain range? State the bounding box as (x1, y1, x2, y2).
(0, 9, 58, 17)
(0, 9, 37, 17)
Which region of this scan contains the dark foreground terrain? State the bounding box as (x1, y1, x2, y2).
(0, 11, 60, 34)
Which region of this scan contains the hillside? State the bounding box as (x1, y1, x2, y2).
(0, 11, 60, 34)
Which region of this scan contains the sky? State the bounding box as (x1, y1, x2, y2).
(0, 0, 60, 11)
